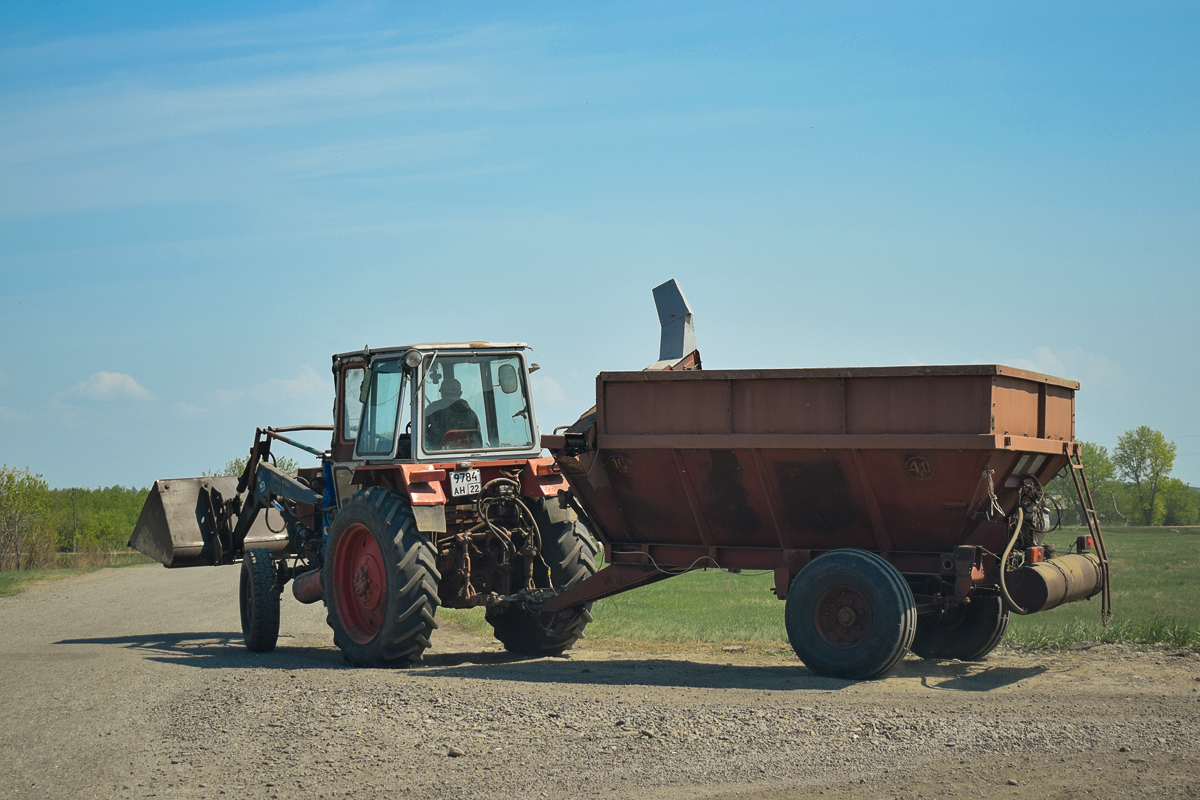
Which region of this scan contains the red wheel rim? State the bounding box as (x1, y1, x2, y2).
(332, 523, 386, 644)
(813, 584, 872, 649)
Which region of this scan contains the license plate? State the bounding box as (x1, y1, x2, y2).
(450, 469, 481, 497)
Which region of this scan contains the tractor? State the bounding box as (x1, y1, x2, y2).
(130, 342, 598, 666)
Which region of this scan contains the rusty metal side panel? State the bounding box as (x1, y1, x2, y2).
(991, 375, 1041, 438)
(730, 378, 844, 434)
(675, 449, 777, 549)
(600, 449, 705, 545)
(755, 449, 878, 551)
(603, 378, 730, 435)
(856, 449, 994, 552)
(567, 366, 1082, 566)
(1044, 383, 1075, 441)
(845, 376, 991, 435)
(557, 450, 635, 544)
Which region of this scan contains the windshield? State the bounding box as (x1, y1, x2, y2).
(421, 352, 534, 453)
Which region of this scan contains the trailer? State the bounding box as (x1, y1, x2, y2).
(538, 281, 1110, 679)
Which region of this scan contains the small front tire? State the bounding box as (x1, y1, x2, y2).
(240, 548, 281, 653)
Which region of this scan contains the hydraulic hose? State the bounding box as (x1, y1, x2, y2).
(998, 506, 1033, 615)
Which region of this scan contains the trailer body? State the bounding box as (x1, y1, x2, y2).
(541, 355, 1109, 678)
(547, 364, 1078, 590)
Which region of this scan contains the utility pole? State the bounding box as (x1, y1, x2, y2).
(71, 488, 77, 553)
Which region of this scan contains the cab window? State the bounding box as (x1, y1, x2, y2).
(341, 367, 364, 442)
(357, 360, 408, 457)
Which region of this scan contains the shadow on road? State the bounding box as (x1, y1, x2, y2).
(55, 631, 346, 670)
(53, 633, 1047, 692)
(410, 656, 851, 691)
(913, 661, 1048, 691)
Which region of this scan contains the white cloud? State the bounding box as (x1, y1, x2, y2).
(69, 371, 154, 401)
(247, 364, 326, 405)
(530, 374, 568, 407)
(212, 389, 244, 409)
(1007, 346, 1119, 385)
(174, 401, 207, 416)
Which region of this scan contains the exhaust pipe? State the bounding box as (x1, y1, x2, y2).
(1004, 553, 1103, 613)
(292, 568, 324, 604)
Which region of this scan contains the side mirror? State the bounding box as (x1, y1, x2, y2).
(498, 364, 519, 394)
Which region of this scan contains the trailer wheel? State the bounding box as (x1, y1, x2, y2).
(323, 487, 441, 667)
(785, 549, 916, 680)
(240, 548, 281, 653)
(910, 596, 1009, 661)
(487, 499, 599, 655)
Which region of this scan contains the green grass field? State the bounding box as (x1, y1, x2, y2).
(440, 526, 1200, 652)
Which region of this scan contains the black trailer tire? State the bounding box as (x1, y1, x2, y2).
(240, 548, 281, 653)
(785, 549, 917, 680)
(487, 499, 599, 655)
(910, 595, 1010, 661)
(322, 487, 441, 667)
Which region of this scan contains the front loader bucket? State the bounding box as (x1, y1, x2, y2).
(129, 476, 289, 568)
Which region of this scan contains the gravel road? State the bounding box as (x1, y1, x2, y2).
(1, 564, 1198, 800)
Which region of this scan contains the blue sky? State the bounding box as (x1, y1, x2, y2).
(1, 1, 1197, 488)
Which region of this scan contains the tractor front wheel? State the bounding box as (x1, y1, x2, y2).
(240, 548, 281, 653)
(323, 487, 441, 667)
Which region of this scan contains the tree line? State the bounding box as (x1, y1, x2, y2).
(0, 467, 148, 570)
(0, 455, 301, 570)
(1049, 426, 1198, 527)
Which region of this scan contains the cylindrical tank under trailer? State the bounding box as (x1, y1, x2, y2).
(540, 362, 1110, 679)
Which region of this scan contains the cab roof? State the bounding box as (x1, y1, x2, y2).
(332, 342, 529, 364)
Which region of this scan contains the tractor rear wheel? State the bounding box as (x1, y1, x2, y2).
(910, 595, 1009, 661)
(487, 499, 599, 655)
(240, 548, 281, 653)
(323, 487, 441, 667)
(784, 549, 916, 680)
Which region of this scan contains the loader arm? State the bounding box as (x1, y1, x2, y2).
(231, 461, 323, 555)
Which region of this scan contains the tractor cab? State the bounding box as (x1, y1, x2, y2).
(330, 343, 542, 466)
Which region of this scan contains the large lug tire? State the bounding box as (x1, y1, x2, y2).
(785, 549, 917, 680)
(240, 548, 281, 653)
(910, 595, 1010, 661)
(322, 487, 441, 667)
(487, 498, 599, 656)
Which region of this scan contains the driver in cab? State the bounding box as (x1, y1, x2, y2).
(424, 377, 481, 449)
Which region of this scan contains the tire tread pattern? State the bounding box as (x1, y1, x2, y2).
(241, 548, 281, 653)
(784, 548, 917, 680)
(324, 487, 441, 667)
(488, 502, 598, 655)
